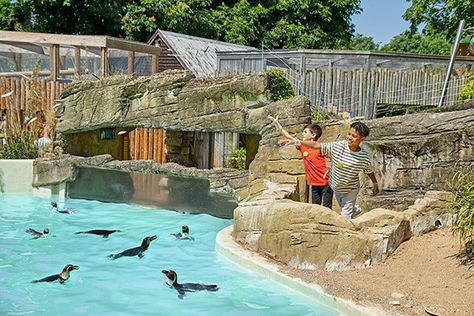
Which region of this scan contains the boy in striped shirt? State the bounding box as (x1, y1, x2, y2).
(270, 117, 379, 219)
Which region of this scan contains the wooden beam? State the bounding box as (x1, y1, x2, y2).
(50, 44, 59, 81)
(1, 41, 45, 55)
(0, 31, 161, 55)
(0, 69, 76, 78)
(100, 47, 108, 78)
(0, 30, 107, 47)
(128, 51, 135, 76)
(105, 37, 161, 55)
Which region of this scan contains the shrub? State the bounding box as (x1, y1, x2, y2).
(450, 169, 474, 259)
(0, 131, 37, 159)
(226, 147, 246, 170)
(459, 72, 474, 103)
(265, 68, 295, 101)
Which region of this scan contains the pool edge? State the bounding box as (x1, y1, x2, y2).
(215, 224, 386, 316)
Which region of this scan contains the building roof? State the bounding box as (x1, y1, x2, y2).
(148, 29, 256, 78)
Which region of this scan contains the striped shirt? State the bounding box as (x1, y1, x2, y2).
(320, 140, 373, 193)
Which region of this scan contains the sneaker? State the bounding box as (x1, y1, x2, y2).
(354, 205, 362, 215)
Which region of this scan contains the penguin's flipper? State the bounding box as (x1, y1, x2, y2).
(206, 285, 219, 292)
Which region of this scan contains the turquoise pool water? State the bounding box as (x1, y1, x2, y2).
(0, 195, 339, 315)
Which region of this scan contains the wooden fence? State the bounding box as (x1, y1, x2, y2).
(283, 68, 470, 118)
(0, 78, 66, 113)
(128, 128, 167, 163)
(0, 77, 167, 163)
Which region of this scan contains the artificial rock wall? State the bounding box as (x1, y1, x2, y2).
(52, 70, 474, 270)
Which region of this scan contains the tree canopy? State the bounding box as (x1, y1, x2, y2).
(380, 30, 452, 55)
(0, 0, 362, 49)
(404, 0, 474, 38)
(347, 34, 379, 51)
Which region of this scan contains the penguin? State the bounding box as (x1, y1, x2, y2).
(162, 269, 219, 299)
(170, 225, 194, 241)
(108, 235, 157, 260)
(51, 202, 78, 214)
(75, 229, 121, 238)
(26, 227, 49, 239)
(32, 264, 79, 284)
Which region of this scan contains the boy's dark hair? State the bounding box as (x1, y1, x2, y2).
(350, 121, 370, 137)
(305, 123, 322, 141)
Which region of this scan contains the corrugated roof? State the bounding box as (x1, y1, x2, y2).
(148, 29, 256, 78)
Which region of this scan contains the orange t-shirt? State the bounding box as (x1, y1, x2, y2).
(297, 145, 329, 186)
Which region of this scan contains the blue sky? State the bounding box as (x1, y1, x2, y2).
(352, 0, 411, 45)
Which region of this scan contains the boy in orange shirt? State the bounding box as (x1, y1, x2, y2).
(268, 115, 333, 208)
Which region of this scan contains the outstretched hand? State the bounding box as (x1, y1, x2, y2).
(268, 115, 283, 132)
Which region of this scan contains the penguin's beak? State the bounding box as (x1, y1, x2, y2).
(161, 270, 168, 274)
(71, 265, 79, 270)
(149, 235, 157, 241)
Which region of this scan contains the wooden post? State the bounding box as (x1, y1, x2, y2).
(128, 51, 135, 76)
(50, 44, 59, 81)
(74, 46, 81, 78)
(151, 54, 158, 74)
(100, 47, 108, 78)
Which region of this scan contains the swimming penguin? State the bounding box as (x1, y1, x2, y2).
(108, 235, 157, 260)
(162, 269, 219, 299)
(51, 202, 78, 214)
(170, 225, 194, 241)
(26, 227, 49, 239)
(31, 264, 79, 284)
(75, 229, 121, 238)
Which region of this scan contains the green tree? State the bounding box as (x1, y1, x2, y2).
(0, 0, 32, 31)
(2, 0, 361, 50)
(404, 0, 474, 38)
(348, 33, 379, 50)
(381, 30, 452, 55)
(0, 0, 126, 36)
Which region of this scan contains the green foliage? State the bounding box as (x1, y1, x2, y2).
(1, 0, 361, 49)
(459, 72, 474, 103)
(403, 0, 473, 39)
(0, 131, 37, 159)
(0, 0, 125, 36)
(265, 68, 295, 101)
(375, 103, 435, 118)
(348, 34, 380, 51)
(226, 147, 246, 170)
(310, 106, 334, 121)
(450, 169, 474, 259)
(381, 30, 452, 55)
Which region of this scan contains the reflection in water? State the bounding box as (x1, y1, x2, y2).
(67, 167, 237, 218)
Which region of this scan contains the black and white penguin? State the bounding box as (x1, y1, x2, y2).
(32, 264, 79, 284)
(170, 225, 194, 241)
(51, 202, 78, 214)
(108, 235, 157, 260)
(162, 269, 219, 299)
(26, 227, 49, 239)
(75, 229, 121, 238)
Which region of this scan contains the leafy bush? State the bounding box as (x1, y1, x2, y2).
(0, 131, 37, 159)
(450, 169, 474, 259)
(226, 147, 246, 170)
(265, 68, 295, 101)
(459, 72, 474, 103)
(311, 105, 338, 121)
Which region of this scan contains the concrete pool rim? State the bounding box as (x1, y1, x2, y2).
(216, 225, 384, 316)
